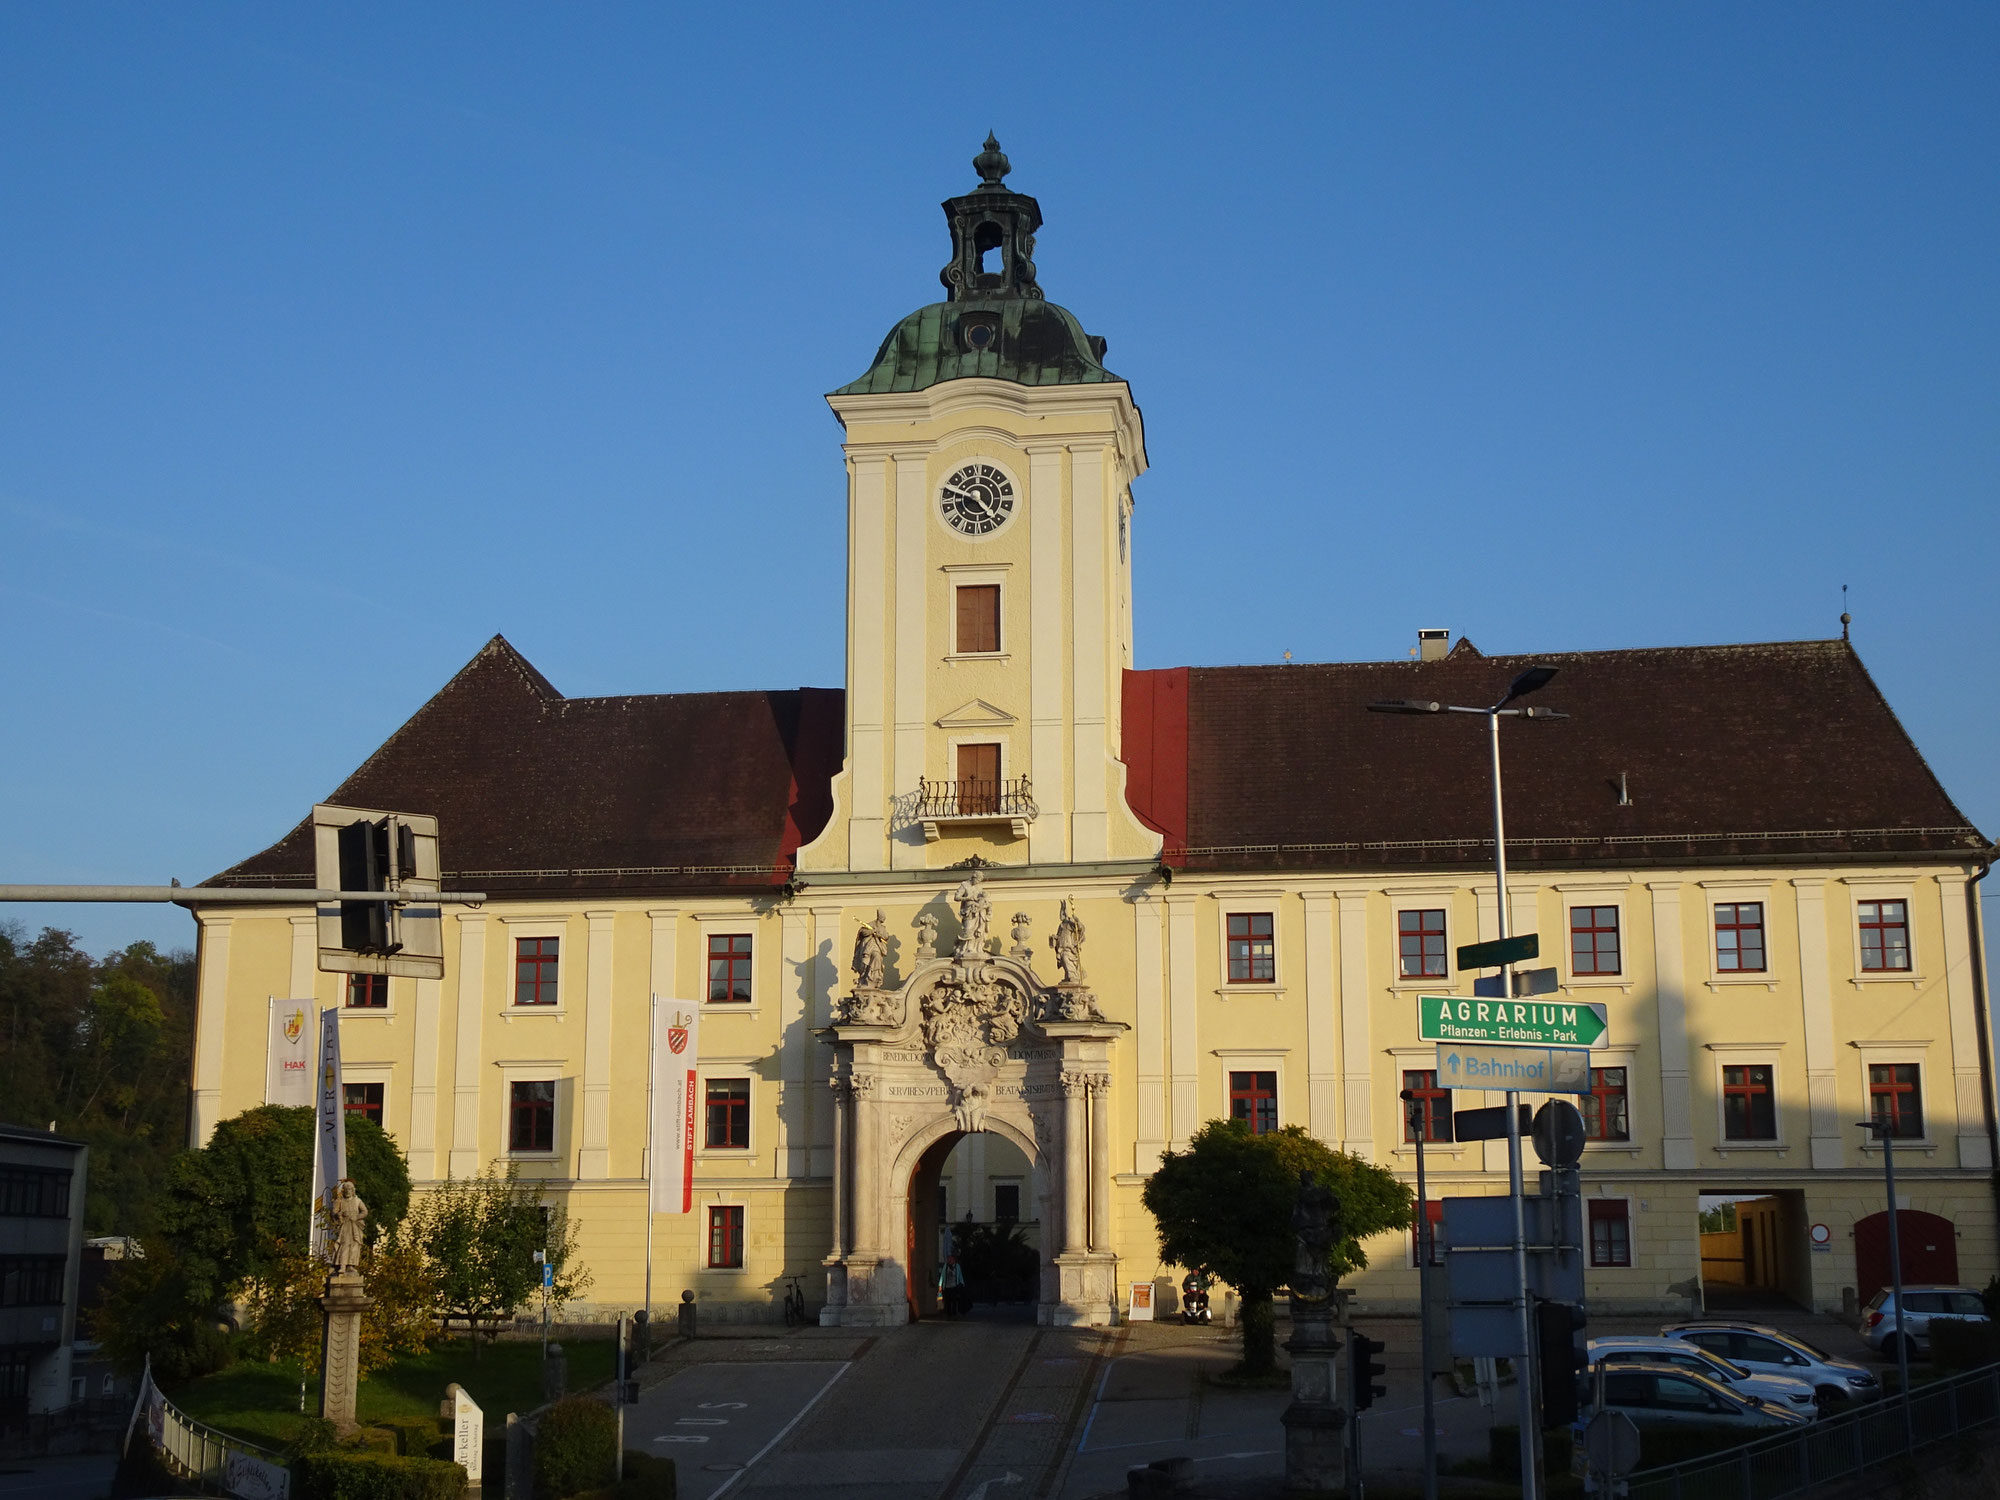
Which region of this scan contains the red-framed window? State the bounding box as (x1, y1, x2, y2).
(345, 973, 388, 1009)
(1398, 909, 1447, 980)
(1868, 1063, 1923, 1139)
(1859, 900, 1911, 972)
(1411, 1198, 1445, 1267)
(1570, 906, 1621, 976)
(509, 1080, 556, 1152)
(1722, 1064, 1777, 1140)
(515, 938, 560, 1006)
(1714, 902, 1766, 973)
(342, 1082, 384, 1125)
(707, 1205, 744, 1269)
(707, 934, 753, 1003)
(1226, 913, 1275, 983)
(1229, 1071, 1278, 1135)
(1583, 1067, 1630, 1141)
(704, 1078, 751, 1149)
(1589, 1199, 1632, 1267)
(1403, 1070, 1453, 1144)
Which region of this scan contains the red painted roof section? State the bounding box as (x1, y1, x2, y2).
(1123, 641, 1983, 872)
(209, 636, 844, 897)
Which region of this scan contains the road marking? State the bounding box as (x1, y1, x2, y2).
(963, 1473, 1022, 1499)
(652, 1435, 709, 1443)
(677, 1418, 729, 1425)
(1191, 1450, 1276, 1463)
(706, 1361, 850, 1500)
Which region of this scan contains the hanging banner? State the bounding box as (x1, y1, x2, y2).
(309, 1007, 347, 1262)
(648, 998, 701, 1214)
(266, 999, 315, 1106)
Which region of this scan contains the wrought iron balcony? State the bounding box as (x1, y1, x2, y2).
(914, 775, 1039, 842)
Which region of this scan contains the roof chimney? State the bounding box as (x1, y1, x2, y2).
(1418, 629, 1449, 663)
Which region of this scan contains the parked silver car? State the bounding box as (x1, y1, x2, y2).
(1860, 1285, 1991, 1359)
(1658, 1321, 1881, 1407)
(1587, 1336, 1818, 1416)
(1579, 1360, 1812, 1433)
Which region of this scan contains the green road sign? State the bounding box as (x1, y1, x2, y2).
(1419, 995, 1608, 1048)
(1456, 933, 1539, 970)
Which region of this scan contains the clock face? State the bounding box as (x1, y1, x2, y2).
(938, 463, 1016, 537)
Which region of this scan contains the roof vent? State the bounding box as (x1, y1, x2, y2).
(1418, 629, 1449, 663)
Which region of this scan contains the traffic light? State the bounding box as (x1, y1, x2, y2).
(336, 815, 410, 954)
(1349, 1331, 1387, 1411)
(313, 804, 444, 979)
(1535, 1299, 1589, 1427)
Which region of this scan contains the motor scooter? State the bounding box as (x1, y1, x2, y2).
(1181, 1271, 1211, 1325)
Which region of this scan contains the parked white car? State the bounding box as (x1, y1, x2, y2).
(1657, 1321, 1882, 1408)
(1587, 1336, 1818, 1417)
(1860, 1285, 1991, 1359)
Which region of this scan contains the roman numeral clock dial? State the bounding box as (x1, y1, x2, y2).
(939, 463, 1016, 537)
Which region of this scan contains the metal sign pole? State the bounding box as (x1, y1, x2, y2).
(1411, 1097, 1438, 1500)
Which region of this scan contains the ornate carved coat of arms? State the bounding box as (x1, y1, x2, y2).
(920, 962, 1030, 1130)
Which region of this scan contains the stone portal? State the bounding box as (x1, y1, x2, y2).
(820, 951, 1123, 1327)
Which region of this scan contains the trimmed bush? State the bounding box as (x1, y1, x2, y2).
(380, 1418, 446, 1458)
(1928, 1317, 2000, 1372)
(534, 1396, 620, 1500)
(293, 1450, 468, 1500)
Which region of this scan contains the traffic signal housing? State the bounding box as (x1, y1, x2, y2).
(1535, 1299, 1589, 1427)
(1349, 1331, 1387, 1412)
(313, 804, 444, 980)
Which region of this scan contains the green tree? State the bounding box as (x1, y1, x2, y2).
(1142, 1121, 1413, 1375)
(405, 1164, 590, 1339)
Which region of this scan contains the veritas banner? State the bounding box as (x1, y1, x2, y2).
(265, 999, 315, 1106)
(309, 1007, 347, 1262)
(648, 998, 701, 1214)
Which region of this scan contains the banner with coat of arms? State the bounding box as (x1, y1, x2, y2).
(265, 999, 315, 1106)
(647, 998, 701, 1214)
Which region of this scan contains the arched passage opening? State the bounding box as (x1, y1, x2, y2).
(903, 1124, 1043, 1321)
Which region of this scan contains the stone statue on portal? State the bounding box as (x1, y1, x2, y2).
(915, 911, 939, 961)
(1289, 1170, 1340, 1303)
(952, 870, 992, 958)
(1050, 896, 1086, 985)
(331, 1179, 368, 1276)
(852, 910, 889, 990)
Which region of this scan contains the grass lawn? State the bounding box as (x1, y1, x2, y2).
(170, 1338, 618, 1451)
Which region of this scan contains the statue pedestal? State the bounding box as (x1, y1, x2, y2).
(1281, 1293, 1346, 1494)
(319, 1272, 373, 1434)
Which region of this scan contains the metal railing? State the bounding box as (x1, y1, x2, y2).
(914, 775, 1038, 821)
(1627, 1361, 2000, 1500)
(140, 1376, 291, 1500)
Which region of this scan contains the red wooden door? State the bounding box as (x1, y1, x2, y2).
(1855, 1210, 1958, 1303)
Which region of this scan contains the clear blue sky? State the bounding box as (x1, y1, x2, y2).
(3, 5, 1996, 955)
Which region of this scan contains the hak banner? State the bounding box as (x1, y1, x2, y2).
(266, 998, 315, 1106)
(309, 1007, 347, 1263)
(648, 999, 701, 1215)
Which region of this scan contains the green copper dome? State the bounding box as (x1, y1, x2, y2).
(833, 139, 1119, 397)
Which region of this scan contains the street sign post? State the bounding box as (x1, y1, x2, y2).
(1456, 933, 1540, 971)
(1437, 1044, 1591, 1095)
(1419, 997, 1608, 1048)
(1473, 966, 1560, 998)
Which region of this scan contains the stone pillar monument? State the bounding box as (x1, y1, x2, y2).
(1281, 1170, 1346, 1494)
(319, 1179, 372, 1434)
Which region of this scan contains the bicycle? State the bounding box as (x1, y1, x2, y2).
(781, 1274, 807, 1327)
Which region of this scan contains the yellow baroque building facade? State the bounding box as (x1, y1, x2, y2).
(193, 142, 1996, 1327)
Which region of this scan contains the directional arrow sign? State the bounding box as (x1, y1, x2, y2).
(1437, 1043, 1593, 1095)
(1456, 933, 1539, 971)
(1419, 995, 1607, 1048)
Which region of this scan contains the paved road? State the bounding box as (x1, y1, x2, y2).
(627, 1359, 850, 1500)
(0, 1455, 117, 1500)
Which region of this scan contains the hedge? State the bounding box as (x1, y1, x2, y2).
(576, 1451, 677, 1500)
(292, 1450, 469, 1500)
(534, 1397, 620, 1500)
(1929, 1318, 2000, 1372)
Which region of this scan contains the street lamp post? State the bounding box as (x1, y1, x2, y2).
(1371, 667, 1568, 1500)
(1401, 1089, 1438, 1500)
(1858, 1116, 1914, 1442)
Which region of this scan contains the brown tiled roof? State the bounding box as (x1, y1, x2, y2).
(1123, 640, 1985, 873)
(207, 637, 844, 898)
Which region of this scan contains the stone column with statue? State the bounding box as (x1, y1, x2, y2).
(319, 1179, 374, 1433)
(1282, 1169, 1346, 1493)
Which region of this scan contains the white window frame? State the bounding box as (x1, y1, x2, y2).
(694, 913, 761, 1014)
(1213, 1048, 1287, 1134)
(338, 1063, 393, 1137)
(1388, 891, 1456, 990)
(339, 971, 399, 1017)
(696, 1065, 756, 1158)
(1843, 879, 1924, 985)
(1586, 1193, 1637, 1269)
(499, 917, 570, 1017)
(1216, 896, 1284, 994)
(1559, 888, 1630, 989)
(701, 1197, 749, 1273)
(944, 565, 1011, 661)
(1706, 1044, 1787, 1154)
(1849, 1040, 1936, 1151)
(1699, 879, 1779, 989)
(495, 1060, 567, 1162)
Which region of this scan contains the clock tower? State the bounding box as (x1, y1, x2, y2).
(797, 140, 1158, 874)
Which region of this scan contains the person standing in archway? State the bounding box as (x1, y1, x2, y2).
(937, 1252, 967, 1317)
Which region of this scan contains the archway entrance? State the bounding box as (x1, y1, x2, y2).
(1697, 1191, 1810, 1311)
(1856, 1210, 1959, 1304)
(905, 1129, 1042, 1320)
